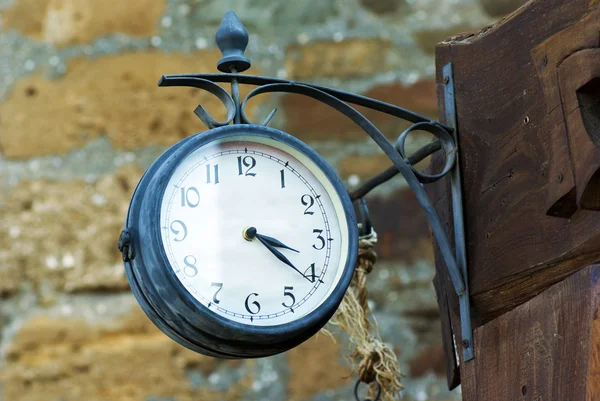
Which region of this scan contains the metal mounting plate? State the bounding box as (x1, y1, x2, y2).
(443, 62, 474, 362)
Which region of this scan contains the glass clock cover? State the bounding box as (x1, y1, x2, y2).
(160, 135, 350, 326)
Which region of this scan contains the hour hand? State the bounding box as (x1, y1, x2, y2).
(244, 227, 310, 282)
(255, 233, 299, 253)
(242, 227, 299, 253)
(254, 236, 311, 283)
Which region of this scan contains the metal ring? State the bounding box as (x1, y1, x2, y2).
(395, 122, 456, 183)
(354, 380, 382, 401)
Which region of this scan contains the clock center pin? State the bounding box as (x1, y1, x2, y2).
(243, 226, 257, 241)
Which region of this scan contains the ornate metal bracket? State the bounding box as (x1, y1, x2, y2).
(158, 10, 474, 362)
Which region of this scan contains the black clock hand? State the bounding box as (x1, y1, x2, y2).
(242, 227, 299, 253)
(255, 233, 299, 253)
(255, 236, 312, 283)
(244, 227, 311, 282)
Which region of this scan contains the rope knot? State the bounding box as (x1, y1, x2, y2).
(358, 230, 378, 274)
(358, 350, 380, 383)
(358, 247, 377, 274)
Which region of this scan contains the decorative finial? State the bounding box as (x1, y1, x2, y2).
(216, 10, 251, 73)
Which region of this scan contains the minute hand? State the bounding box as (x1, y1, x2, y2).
(255, 236, 311, 282)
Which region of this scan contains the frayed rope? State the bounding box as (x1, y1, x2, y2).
(325, 229, 403, 401)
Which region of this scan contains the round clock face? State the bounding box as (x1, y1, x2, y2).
(159, 135, 350, 326)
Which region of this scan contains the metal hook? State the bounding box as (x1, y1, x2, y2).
(354, 380, 381, 401)
(357, 198, 373, 237)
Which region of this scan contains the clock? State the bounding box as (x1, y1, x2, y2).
(120, 124, 358, 358)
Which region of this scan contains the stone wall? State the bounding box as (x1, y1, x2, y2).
(0, 1, 521, 400)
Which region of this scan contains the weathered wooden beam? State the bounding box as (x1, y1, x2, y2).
(461, 265, 600, 400)
(432, 0, 600, 329)
(430, 0, 600, 388)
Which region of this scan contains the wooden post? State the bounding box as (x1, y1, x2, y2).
(431, 0, 600, 397)
(462, 265, 600, 400)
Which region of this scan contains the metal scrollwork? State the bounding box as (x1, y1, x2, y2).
(158, 9, 474, 363)
(158, 76, 236, 129)
(395, 122, 457, 184)
(234, 80, 465, 295)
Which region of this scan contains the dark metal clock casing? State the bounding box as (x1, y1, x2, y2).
(121, 124, 358, 358)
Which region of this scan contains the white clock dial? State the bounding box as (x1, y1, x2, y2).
(160, 136, 350, 326)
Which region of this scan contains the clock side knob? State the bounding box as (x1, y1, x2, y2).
(216, 10, 251, 73)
